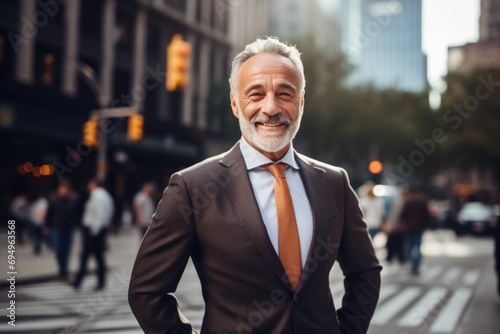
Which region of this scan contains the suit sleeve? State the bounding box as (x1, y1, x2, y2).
(336, 169, 382, 334)
(128, 173, 197, 334)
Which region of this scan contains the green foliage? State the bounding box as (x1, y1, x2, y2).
(438, 68, 500, 177)
(294, 37, 438, 183)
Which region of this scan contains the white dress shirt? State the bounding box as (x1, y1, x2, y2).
(82, 187, 114, 235)
(239, 137, 313, 268)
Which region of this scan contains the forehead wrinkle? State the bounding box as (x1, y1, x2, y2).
(236, 54, 301, 97)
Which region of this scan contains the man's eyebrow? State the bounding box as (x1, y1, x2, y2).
(278, 83, 297, 92)
(244, 83, 297, 93)
(244, 84, 264, 93)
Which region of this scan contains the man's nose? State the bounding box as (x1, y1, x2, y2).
(261, 94, 280, 116)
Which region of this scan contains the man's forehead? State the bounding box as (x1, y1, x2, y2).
(238, 53, 299, 84)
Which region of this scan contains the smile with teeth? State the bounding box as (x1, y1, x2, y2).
(256, 122, 285, 128)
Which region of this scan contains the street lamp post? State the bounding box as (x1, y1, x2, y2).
(75, 61, 138, 182)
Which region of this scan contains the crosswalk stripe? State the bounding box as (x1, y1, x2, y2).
(371, 287, 422, 325)
(378, 284, 399, 303)
(397, 287, 448, 327)
(83, 317, 140, 331)
(419, 265, 444, 282)
(17, 305, 67, 316)
(462, 269, 480, 286)
(442, 267, 462, 283)
(429, 288, 472, 333)
(0, 317, 79, 332)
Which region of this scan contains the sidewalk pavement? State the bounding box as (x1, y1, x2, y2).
(456, 255, 500, 334)
(1, 226, 142, 287)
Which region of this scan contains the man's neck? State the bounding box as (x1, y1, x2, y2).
(242, 136, 290, 162)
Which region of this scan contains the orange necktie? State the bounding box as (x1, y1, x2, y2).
(264, 163, 302, 290)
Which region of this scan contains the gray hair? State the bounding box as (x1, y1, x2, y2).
(229, 37, 306, 97)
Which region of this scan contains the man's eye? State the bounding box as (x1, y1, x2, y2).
(278, 92, 292, 97)
(249, 92, 263, 97)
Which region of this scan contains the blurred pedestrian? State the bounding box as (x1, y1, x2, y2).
(72, 179, 114, 291)
(385, 185, 408, 264)
(359, 181, 385, 240)
(129, 37, 381, 333)
(399, 184, 430, 276)
(133, 182, 156, 237)
(29, 195, 49, 255)
(46, 180, 79, 280)
(10, 189, 30, 245)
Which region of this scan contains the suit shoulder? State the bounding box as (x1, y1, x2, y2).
(296, 153, 347, 178)
(175, 152, 226, 178)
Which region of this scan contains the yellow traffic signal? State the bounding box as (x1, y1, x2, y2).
(166, 34, 191, 92)
(83, 117, 99, 147)
(368, 160, 383, 174)
(41, 54, 55, 87)
(128, 114, 144, 141)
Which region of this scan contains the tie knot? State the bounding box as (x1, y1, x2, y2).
(264, 163, 287, 179)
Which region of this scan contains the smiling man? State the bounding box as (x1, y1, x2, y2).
(129, 37, 381, 334)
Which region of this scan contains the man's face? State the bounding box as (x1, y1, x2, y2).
(230, 53, 304, 155)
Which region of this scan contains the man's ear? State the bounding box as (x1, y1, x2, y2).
(230, 93, 239, 118)
(300, 91, 305, 108)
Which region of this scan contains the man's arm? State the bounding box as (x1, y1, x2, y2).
(128, 173, 197, 334)
(337, 169, 382, 334)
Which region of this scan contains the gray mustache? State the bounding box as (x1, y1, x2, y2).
(250, 114, 291, 127)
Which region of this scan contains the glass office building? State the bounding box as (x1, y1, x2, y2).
(342, 0, 427, 93)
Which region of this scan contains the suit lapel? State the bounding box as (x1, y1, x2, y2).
(294, 153, 337, 294)
(220, 143, 288, 286)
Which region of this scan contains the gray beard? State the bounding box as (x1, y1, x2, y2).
(237, 109, 302, 153)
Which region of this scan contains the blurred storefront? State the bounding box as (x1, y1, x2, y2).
(0, 0, 236, 220)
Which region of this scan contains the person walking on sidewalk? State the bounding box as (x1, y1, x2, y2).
(359, 181, 385, 240)
(72, 179, 114, 291)
(30, 194, 50, 255)
(385, 185, 408, 265)
(133, 182, 156, 237)
(399, 184, 430, 276)
(129, 37, 381, 334)
(46, 180, 79, 281)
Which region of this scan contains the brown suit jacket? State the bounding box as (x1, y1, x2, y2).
(128, 143, 381, 334)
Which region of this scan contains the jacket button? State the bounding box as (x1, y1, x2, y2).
(293, 296, 299, 304)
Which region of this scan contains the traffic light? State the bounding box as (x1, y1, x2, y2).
(41, 54, 55, 87)
(166, 34, 191, 92)
(368, 160, 383, 174)
(83, 117, 99, 147)
(128, 114, 144, 141)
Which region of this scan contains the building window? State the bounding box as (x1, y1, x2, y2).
(163, 0, 187, 14)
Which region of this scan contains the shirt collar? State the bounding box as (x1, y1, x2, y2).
(239, 137, 299, 171)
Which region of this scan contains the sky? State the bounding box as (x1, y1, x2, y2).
(422, 0, 481, 92)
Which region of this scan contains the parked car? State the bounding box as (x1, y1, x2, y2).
(455, 202, 498, 236)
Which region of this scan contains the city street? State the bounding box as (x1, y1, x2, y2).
(1, 229, 498, 333)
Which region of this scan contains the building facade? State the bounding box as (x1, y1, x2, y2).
(448, 0, 500, 73)
(269, 0, 341, 56)
(342, 0, 427, 93)
(480, 0, 500, 41)
(0, 0, 235, 219)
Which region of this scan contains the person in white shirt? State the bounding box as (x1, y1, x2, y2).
(30, 196, 49, 255)
(359, 181, 385, 240)
(72, 179, 114, 291)
(133, 182, 156, 236)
